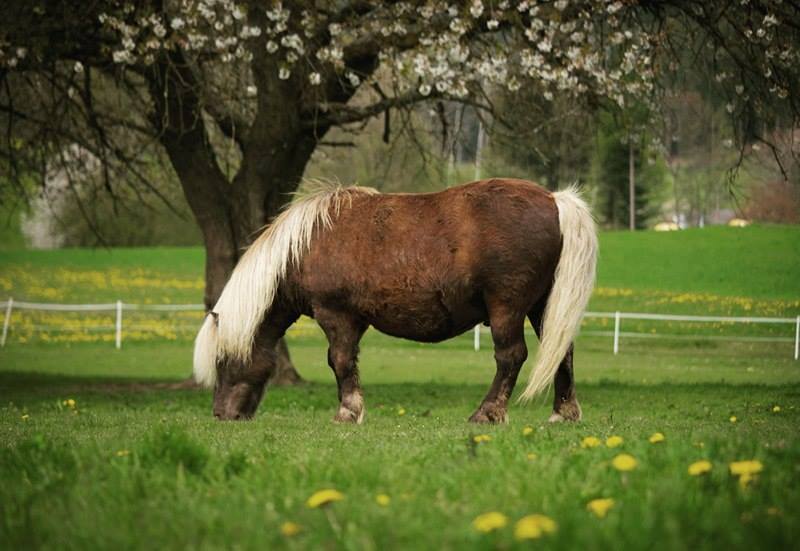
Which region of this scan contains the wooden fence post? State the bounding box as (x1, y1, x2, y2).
(1, 298, 13, 347)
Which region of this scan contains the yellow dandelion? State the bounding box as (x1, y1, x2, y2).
(580, 436, 601, 449)
(280, 521, 301, 537)
(473, 434, 492, 443)
(115, 449, 130, 457)
(688, 460, 712, 476)
(729, 460, 763, 476)
(397, 407, 406, 416)
(586, 498, 615, 518)
(63, 399, 76, 409)
(605, 436, 624, 448)
(648, 432, 665, 444)
(306, 489, 344, 508)
(729, 416, 737, 423)
(472, 511, 508, 533)
(375, 494, 391, 506)
(738, 473, 756, 488)
(522, 426, 534, 436)
(526, 452, 538, 460)
(514, 514, 557, 540)
(772, 405, 780, 413)
(612, 453, 638, 472)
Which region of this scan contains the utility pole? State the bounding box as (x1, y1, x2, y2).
(475, 117, 485, 181)
(628, 137, 636, 231)
(473, 116, 486, 351)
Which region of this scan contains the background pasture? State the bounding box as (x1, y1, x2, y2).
(1, 225, 799, 549)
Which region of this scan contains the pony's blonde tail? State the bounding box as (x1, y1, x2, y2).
(192, 184, 377, 388)
(518, 187, 597, 402)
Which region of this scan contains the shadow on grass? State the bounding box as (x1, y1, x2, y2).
(3, 370, 799, 411)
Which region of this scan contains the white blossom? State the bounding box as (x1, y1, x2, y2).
(537, 38, 552, 53)
(279, 67, 290, 80)
(346, 71, 360, 87)
(309, 72, 322, 85)
(469, 1, 484, 18)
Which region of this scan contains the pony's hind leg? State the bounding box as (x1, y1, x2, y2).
(549, 345, 581, 422)
(469, 305, 528, 424)
(529, 307, 581, 422)
(315, 308, 367, 424)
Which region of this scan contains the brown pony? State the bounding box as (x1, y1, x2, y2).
(193, 178, 597, 423)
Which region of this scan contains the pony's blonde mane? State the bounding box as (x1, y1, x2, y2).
(193, 182, 378, 387)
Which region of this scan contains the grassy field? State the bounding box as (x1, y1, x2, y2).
(1, 225, 799, 549)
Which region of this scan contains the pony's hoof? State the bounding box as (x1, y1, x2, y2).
(334, 406, 364, 424)
(549, 399, 582, 423)
(468, 408, 508, 424)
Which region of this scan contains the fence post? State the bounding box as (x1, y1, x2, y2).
(1, 298, 13, 347)
(613, 311, 621, 355)
(115, 300, 123, 350)
(795, 316, 799, 361)
(473, 325, 480, 352)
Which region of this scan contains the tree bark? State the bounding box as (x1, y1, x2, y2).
(270, 338, 303, 386)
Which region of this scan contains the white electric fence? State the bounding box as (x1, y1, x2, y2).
(1, 298, 798, 360)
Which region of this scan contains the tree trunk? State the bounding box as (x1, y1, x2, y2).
(147, 50, 307, 386)
(270, 339, 303, 386)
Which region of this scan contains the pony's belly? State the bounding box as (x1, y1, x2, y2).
(365, 300, 485, 343)
(370, 319, 475, 343)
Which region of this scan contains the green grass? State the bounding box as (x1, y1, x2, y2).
(2, 335, 799, 549)
(1, 225, 799, 549)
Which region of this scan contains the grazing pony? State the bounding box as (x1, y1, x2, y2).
(194, 178, 597, 423)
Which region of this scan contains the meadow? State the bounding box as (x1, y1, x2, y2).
(1, 225, 799, 549)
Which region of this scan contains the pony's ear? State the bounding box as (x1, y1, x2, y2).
(210, 311, 219, 326)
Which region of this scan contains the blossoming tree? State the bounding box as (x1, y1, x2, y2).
(1, 0, 798, 381)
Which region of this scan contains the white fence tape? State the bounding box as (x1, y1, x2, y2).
(0, 298, 798, 359)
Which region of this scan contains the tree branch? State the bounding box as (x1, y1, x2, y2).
(308, 89, 432, 128)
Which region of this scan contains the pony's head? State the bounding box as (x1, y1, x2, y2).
(211, 355, 268, 420)
(193, 313, 268, 420)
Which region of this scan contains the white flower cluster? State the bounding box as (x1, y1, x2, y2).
(91, 0, 258, 65)
(382, 0, 658, 109)
(0, 0, 795, 117)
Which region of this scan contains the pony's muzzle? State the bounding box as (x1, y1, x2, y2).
(213, 380, 265, 421)
(213, 409, 253, 421)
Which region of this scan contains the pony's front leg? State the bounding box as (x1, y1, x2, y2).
(316, 308, 367, 424)
(469, 308, 528, 424)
